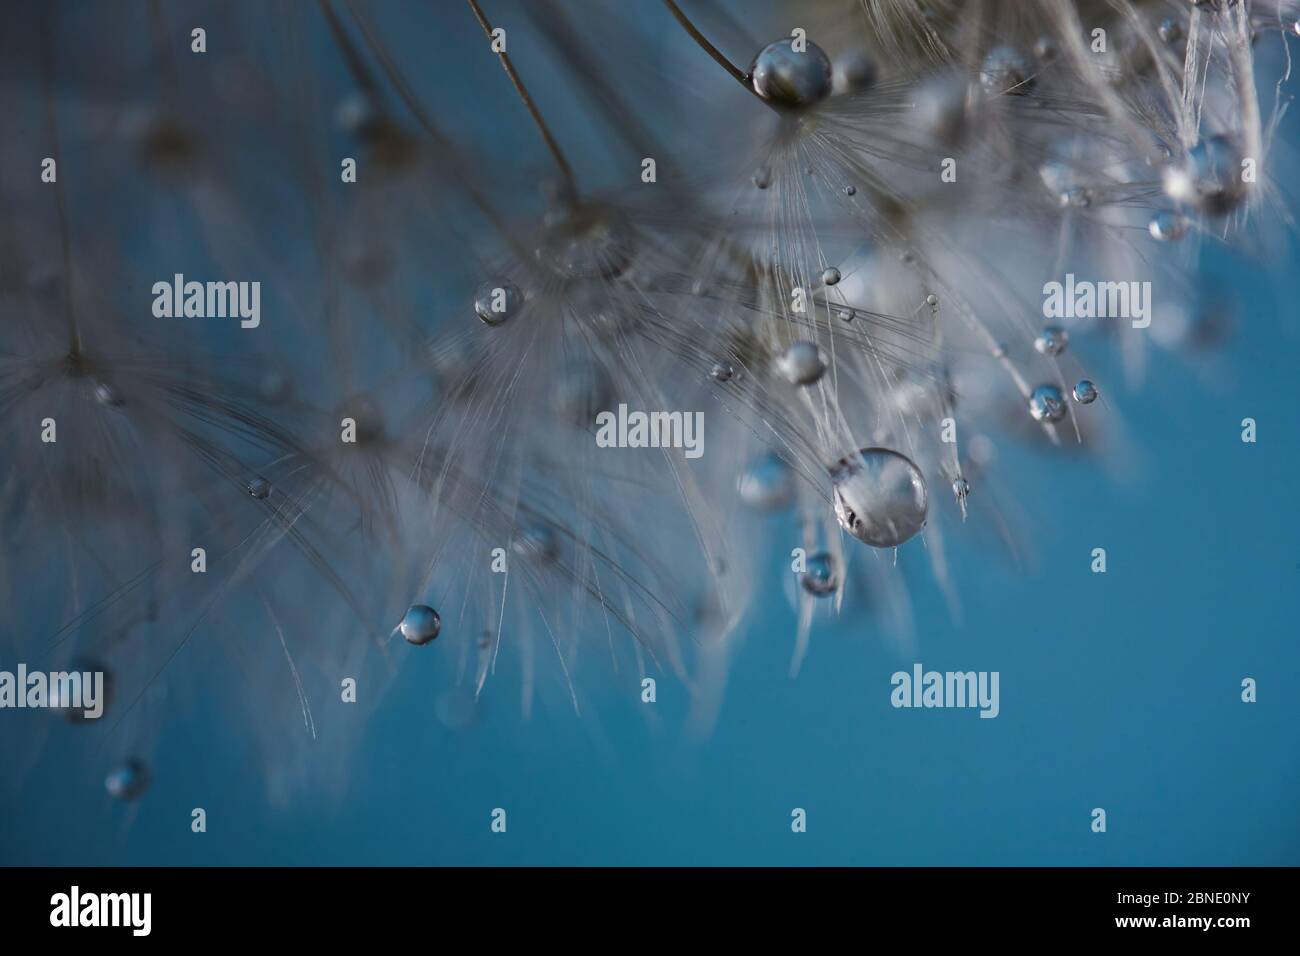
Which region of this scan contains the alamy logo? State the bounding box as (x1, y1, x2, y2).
(594, 403, 704, 459)
(1043, 273, 1151, 329)
(152, 273, 261, 328)
(50, 886, 151, 936)
(890, 663, 1000, 718)
(0, 664, 103, 719)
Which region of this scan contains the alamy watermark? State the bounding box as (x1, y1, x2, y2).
(0, 663, 104, 719)
(152, 273, 261, 328)
(594, 403, 704, 459)
(50, 886, 151, 936)
(890, 663, 1000, 718)
(1043, 273, 1151, 329)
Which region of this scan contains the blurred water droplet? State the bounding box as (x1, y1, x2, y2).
(738, 452, 796, 511)
(1163, 135, 1247, 216)
(777, 341, 826, 386)
(1149, 211, 1188, 242)
(512, 524, 558, 562)
(105, 759, 149, 801)
(710, 360, 735, 382)
(980, 46, 1035, 95)
(801, 551, 838, 596)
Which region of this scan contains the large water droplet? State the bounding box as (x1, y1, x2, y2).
(397, 604, 441, 645)
(830, 448, 929, 548)
(749, 38, 832, 107)
(776, 341, 826, 386)
(105, 759, 150, 801)
(801, 551, 838, 596)
(1028, 384, 1067, 422)
(474, 279, 523, 326)
(738, 452, 796, 511)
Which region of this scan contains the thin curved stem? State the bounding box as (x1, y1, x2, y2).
(465, 0, 578, 199)
(661, 0, 751, 91)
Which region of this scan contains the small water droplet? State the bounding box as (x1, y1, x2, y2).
(710, 360, 736, 382)
(952, 476, 970, 501)
(1073, 379, 1099, 404)
(980, 46, 1035, 96)
(1028, 384, 1067, 423)
(801, 551, 838, 596)
(844, 184, 857, 196)
(105, 759, 150, 801)
(753, 167, 772, 189)
(397, 604, 441, 645)
(474, 279, 524, 326)
(246, 476, 271, 500)
(925, 293, 939, 308)
(1034, 326, 1068, 356)
(822, 266, 841, 286)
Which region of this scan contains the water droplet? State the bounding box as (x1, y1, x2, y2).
(830, 448, 929, 549)
(844, 184, 857, 196)
(93, 381, 124, 407)
(512, 524, 558, 562)
(1162, 135, 1247, 216)
(952, 477, 970, 501)
(776, 341, 827, 386)
(397, 604, 441, 646)
(50, 659, 110, 723)
(1073, 379, 1099, 404)
(925, 293, 939, 308)
(753, 167, 772, 189)
(246, 476, 271, 500)
(801, 551, 838, 596)
(1060, 187, 1092, 208)
(1148, 211, 1188, 242)
(551, 360, 612, 426)
(1158, 19, 1183, 44)
(738, 452, 796, 511)
(710, 360, 736, 382)
(1028, 384, 1067, 423)
(980, 46, 1035, 95)
(749, 38, 833, 107)
(832, 50, 876, 95)
(474, 279, 523, 326)
(105, 759, 149, 801)
(1034, 326, 1068, 356)
(822, 266, 841, 286)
